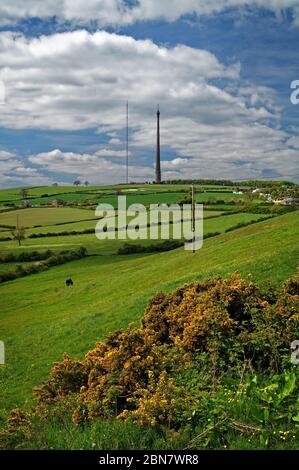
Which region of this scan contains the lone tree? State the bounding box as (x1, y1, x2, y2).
(11, 216, 26, 246)
(20, 188, 29, 200)
(73, 180, 81, 186)
(84, 181, 89, 187)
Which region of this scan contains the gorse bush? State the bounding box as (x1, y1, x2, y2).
(1, 273, 298, 449)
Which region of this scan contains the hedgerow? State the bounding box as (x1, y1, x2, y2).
(118, 240, 184, 255)
(0, 250, 53, 263)
(117, 233, 221, 255)
(28, 229, 95, 238)
(225, 216, 271, 232)
(242, 205, 297, 215)
(0, 224, 15, 229)
(0, 247, 87, 283)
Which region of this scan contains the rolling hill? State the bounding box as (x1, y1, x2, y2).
(0, 210, 298, 415)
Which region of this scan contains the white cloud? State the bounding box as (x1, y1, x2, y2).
(0, 29, 298, 183)
(108, 137, 122, 145)
(14, 166, 38, 175)
(28, 148, 152, 184)
(0, 150, 16, 159)
(95, 148, 130, 158)
(0, 149, 51, 186)
(0, 1, 298, 26)
(0, 174, 52, 186)
(0, 30, 239, 132)
(288, 135, 299, 149)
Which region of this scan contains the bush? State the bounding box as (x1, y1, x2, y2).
(0, 224, 15, 229)
(29, 229, 94, 238)
(1, 274, 298, 450)
(31, 274, 299, 428)
(203, 231, 220, 239)
(225, 217, 271, 233)
(271, 205, 298, 215)
(0, 250, 54, 263)
(242, 204, 297, 215)
(118, 240, 184, 255)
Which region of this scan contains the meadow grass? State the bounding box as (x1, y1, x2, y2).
(0, 209, 224, 238)
(0, 211, 298, 416)
(0, 207, 97, 228)
(0, 183, 238, 200)
(12, 190, 239, 207)
(0, 184, 245, 209)
(0, 211, 268, 256)
(0, 186, 109, 202)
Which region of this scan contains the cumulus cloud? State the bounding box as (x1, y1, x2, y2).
(0, 29, 298, 183)
(0, 1, 298, 26)
(0, 150, 16, 159)
(134, 117, 299, 181)
(28, 148, 153, 184)
(0, 30, 240, 132)
(95, 149, 131, 158)
(0, 149, 51, 186)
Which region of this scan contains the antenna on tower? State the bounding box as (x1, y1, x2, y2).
(126, 101, 129, 185)
(155, 104, 161, 184)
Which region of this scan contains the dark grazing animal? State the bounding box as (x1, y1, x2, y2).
(66, 277, 73, 287)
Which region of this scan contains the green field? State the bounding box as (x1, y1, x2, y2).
(0, 207, 97, 228)
(0, 183, 298, 450)
(0, 211, 298, 414)
(0, 208, 224, 237)
(0, 183, 237, 200)
(0, 184, 248, 209)
(0, 211, 269, 256)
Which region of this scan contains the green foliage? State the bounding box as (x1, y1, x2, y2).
(0, 250, 53, 263)
(11, 225, 26, 246)
(28, 228, 95, 238)
(225, 216, 272, 232)
(118, 240, 184, 254)
(0, 247, 87, 283)
(0, 211, 298, 416)
(1, 274, 298, 450)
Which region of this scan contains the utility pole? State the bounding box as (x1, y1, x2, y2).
(192, 185, 195, 254)
(155, 105, 161, 184)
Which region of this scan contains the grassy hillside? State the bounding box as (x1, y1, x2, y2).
(0, 211, 269, 256)
(0, 184, 247, 208)
(0, 207, 97, 227)
(0, 183, 238, 199)
(0, 209, 224, 237)
(0, 211, 298, 415)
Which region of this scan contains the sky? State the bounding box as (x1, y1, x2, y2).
(0, 0, 298, 187)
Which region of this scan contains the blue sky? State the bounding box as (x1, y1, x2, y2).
(0, 1, 298, 186)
